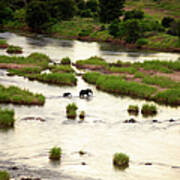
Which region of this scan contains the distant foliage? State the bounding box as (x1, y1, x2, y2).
(99, 0, 125, 23)
(123, 9, 144, 21)
(108, 19, 120, 37)
(25, 1, 50, 31)
(162, 16, 175, 28)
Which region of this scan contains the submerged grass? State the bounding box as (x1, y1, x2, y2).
(0, 84, 45, 105)
(0, 108, 15, 129)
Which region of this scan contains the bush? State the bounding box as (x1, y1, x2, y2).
(128, 105, 139, 114)
(136, 38, 149, 48)
(124, 9, 144, 21)
(162, 17, 175, 28)
(108, 19, 120, 37)
(66, 103, 78, 119)
(79, 111, 85, 120)
(6, 45, 22, 54)
(0, 108, 15, 129)
(141, 104, 157, 116)
(49, 146, 61, 160)
(113, 153, 129, 169)
(61, 57, 71, 65)
(0, 170, 10, 180)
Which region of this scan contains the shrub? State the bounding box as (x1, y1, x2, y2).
(66, 103, 78, 119)
(141, 104, 157, 116)
(0, 170, 10, 180)
(113, 153, 129, 169)
(128, 105, 139, 114)
(0, 39, 8, 49)
(61, 57, 71, 65)
(123, 9, 144, 21)
(49, 146, 61, 160)
(0, 108, 15, 129)
(136, 38, 149, 48)
(162, 17, 175, 28)
(6, 45, 22, 54)
(108, 19, 120, 37)
(79, 111, 85, 120)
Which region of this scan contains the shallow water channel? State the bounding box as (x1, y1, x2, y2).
(0, 32, 180, 180)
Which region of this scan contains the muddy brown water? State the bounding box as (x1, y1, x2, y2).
(0, 32, 180, 180)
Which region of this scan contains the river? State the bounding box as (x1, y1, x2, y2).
(0, 32, 180, 180)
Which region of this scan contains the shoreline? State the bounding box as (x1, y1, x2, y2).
(2, 28, 180, 54)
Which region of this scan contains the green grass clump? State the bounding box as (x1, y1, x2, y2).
(0, 170, 10, 180)
(113, 153, 129, 169)
(128, 105, 139, 114)
(61, 57, 71, 65)
(50, 65, 74, 73)
(0, 108, 15, 129)
(109, 66, 137, 74)
(0, 84, 45, 105)
(141, 104, 157, 116)
(8, 67, 42, 76)
(134, 71, 145, 78)
(83, 72, 101, 84)
(76, 56, 108, 66)
(6, 45, 22, 54)
(153, 88, 180, 105)
(49, 146, 61, 160)
(0, 39, 8, 49)
(142, 75, 180, 88)
(28, 73, 77, 86)
(66, 103, 78, 119)
(79, 111, 85, 120)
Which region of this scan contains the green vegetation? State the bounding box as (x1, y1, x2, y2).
(0, 39, 8, 48)
(28, 73, 77, 86)
(79, 111, 85, 120)
(113, 153, 129, 169)
(0, 108, 15, 129)
(83, 72, 157, 100)
(0, 170, 10, 180)
(142, 75, 180, 88)
(0, 53, 50, 68)
(6, 45, 22, 54)
(128, 105, 139, 114)
(109, 66, 137, 74)
(141, 104, 157, 116)
(0, 84, 45, 105)
(49, 146, 61, 160)
(76, 56, 108, 66)
(66, 103, 78, 119)
(50, 65, 74, 73)
(61, 57, 71, 65)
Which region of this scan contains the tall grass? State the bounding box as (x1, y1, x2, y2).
(28, 73, 77, 86)
(6, 45, 22, 54)
(142, 75, 180, 88)
(76, 56, 108, 66)
(66, 103, 78, 119)
(109, 66, 137, 74)
(0, 108, 15, 128)
(0, 84, 45, 105)
(49, 146, 61, 160)
(141, 104, 157, 116)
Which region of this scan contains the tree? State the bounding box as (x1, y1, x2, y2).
(86, 0, 99, 12)
(48, 0, 76, 20)
(99, 0, 125, 23)
(108, 19, 120, 37)
(25, 1, 50, 31)
(162, 16, 175, 28)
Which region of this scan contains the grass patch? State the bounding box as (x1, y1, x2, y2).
(50, 65, 74, 73)
(141, 104, 157, 116)
(128, 105, 139, 115)
(49, 146, 61, 160)
(109, 66, 137, 74)
(61, 57, 71, 65)
(28, 73, 77, 86)
(0, 84, 45, 105)
(0, 39, 8, 49)
(0, 108, 15, 129)
(113, 153, 129, 170)
(6, 45, 22, 54)
(142, 75, 180, 88)
(0, 171, 10, 180)
(76, 56, 108, 66)
(66, 103, 78, 119)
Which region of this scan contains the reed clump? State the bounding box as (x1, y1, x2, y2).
(128, 105, 139, 115)
(141, 104, 157, 116)
(66, 103, 78, 119)
(6, 45, 22, 54)
(113, 153, 129, 170)
(49, 146, 61, 160)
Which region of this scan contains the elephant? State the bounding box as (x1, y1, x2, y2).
(79, 89, 93, 98)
